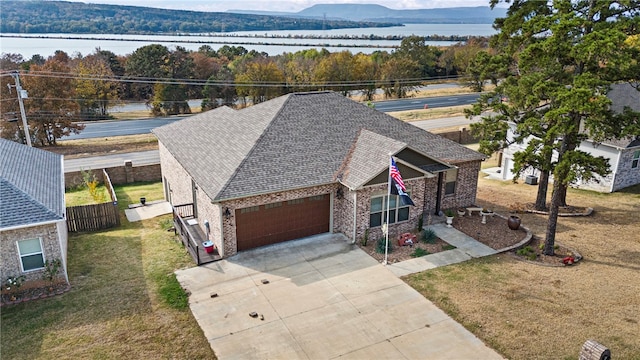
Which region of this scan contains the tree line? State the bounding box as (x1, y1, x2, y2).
(0, 36, 492, 146)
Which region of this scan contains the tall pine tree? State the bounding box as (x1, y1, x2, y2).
(468, 0, 640, 255)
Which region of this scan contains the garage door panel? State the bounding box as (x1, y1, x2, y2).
(236, 194, 330, 251)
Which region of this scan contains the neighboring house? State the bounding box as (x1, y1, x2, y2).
(153, 91, 484, 258)
(0, 139, 69, 286)
(500, 83, 640, 192)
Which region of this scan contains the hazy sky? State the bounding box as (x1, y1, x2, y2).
(64, 0, 495, 12)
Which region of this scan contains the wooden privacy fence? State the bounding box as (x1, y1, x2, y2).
(66, 169, 120, 232)
(66, 202, 120, 232)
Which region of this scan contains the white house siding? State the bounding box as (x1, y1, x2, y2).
(501, 123, 637, 192)
(0, 223, 68, 284)
(572, 141, 619, 192)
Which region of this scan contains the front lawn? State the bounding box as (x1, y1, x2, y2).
(404, 177, 640, 359)
(1, 182, 215, 359)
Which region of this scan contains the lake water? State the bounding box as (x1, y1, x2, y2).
(0, 24, 496, 58)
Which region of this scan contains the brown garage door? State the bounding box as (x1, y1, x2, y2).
(235, 194, 330, 251)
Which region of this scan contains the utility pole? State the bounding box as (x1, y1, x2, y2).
(9, 71, 31, 146)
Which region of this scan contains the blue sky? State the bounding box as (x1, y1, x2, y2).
(64, 0, 495, 12)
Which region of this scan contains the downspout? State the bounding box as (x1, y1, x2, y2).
(59, 156, 69, 284)
(351, 190, 357, 244)
(611, 148, 623, 193)
(435, 172, 443, 215)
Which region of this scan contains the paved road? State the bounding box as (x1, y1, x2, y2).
(63, 94, 480, 140)
(63, 116, 476, 172)
(64, 150, 160, 172)
(372, 93, 480, 112)
(63, 116, 184, 140)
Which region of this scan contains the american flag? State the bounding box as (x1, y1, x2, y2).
(390, 157, 414, 206)
(390, 158, 406, 191)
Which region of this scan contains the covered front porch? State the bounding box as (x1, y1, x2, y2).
(172, 203, 222, 265)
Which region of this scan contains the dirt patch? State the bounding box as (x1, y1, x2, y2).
(45, 134, 158, 158)
(509, 236, 580, 267)
(357, 234, 453, 264)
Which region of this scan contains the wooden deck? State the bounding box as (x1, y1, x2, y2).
(173, 204, 222, 265)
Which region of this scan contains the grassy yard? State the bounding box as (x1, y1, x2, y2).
(65, 185, 111, 206)
(1, 182, 215, 359)
(405, 169, 640, 359)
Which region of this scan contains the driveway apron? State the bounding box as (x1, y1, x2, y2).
(175, 233, 503, 359)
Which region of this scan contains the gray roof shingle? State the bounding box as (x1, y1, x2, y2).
(154, 91, 484, 202)
(338, 129, 407, 189)
(602, 83, 640, 149)
(0, 139, 65, 228)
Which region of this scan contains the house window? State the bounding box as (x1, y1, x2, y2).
(369, 194, 410, 227)
(444, 168, 458, 195)
(632, 150, 640, 169)
(287, 198, 304, 205)
(17, 238, 45, 272)
(240, 206, 259, 214)
(264, 202, 282, 209)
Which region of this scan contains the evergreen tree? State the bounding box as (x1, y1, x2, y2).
(468, 0, 640, 255)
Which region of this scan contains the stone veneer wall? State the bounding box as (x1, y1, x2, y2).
(355, 177, 427, 243)
(612, 148, 640, 192)
(333, 186, 356, 242)
(0, 222, 68, 284)
(440, 160, 481, 210)
(220, 184, 339, 258)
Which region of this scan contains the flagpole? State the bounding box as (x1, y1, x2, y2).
(384, 154, 392, 265)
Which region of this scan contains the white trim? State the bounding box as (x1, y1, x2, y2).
(351, 190, 357, 244)
(0, 218, 64, 232)
(56, 221, 69, 283)
(16, 237, 46, 273)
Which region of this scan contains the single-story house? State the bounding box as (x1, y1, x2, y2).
(153, 91, 484, 258)
(500, 83, 640, 192)
(0, 139, 69, 286)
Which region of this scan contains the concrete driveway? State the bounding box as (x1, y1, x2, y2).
(175, 233, 503, 359)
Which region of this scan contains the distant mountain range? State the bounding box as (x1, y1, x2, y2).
(0, 1, 399, 35)
(228, 4, 507, 24)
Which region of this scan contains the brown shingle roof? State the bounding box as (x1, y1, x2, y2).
(154, 92, 484, 201)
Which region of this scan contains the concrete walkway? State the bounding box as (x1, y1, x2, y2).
(124, 200, 172, 222)
(176, 233, 504, 360)
(386, 223, 498, 277)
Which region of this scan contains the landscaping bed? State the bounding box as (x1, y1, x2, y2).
(357, 232, 454, 264)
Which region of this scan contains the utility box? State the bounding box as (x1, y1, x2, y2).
(525, 175, 538, 185)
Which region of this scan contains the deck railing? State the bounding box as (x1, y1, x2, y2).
(173, 203, 194, 219)
(172, 204, 201, 265)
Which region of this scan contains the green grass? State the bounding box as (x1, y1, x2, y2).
(1, 182, 215, 359)
(65, 185, 110, 206)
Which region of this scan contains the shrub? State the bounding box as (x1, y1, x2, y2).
(516, 246, 537, 261)
(361, 228, 369, 246)
(417, 215, 424, 232)
(410, 248, 430, 257)
(375, 237, 393, 254)
(421, 228, 437, 244)
(444, 209, 455, 217)
(42, 259, 62, 285)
